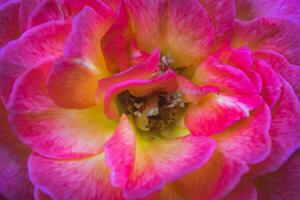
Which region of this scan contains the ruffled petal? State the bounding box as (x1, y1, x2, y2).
(29, 153, 123, 200)
(64, 6, 111, 68)
(255, 150, 300, 200)
(194, 57, 259, 95)
(234, 18, 300, 66)
(8, 60, 117, 159)
(125, 0, 215, 67)
(103, 70, 177, 120)
(0, 101, 33, 199)
(0, 21, 71, 104)
(254, 50, 300, 99)
(104, 114, 215, 199)
(19, 0, 40, 32)
(185, 94, 263, 136)
(249, 79, 300, 177)
(0, 0, 20, 47)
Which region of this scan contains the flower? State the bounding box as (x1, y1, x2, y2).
(0, 0, 300, 199)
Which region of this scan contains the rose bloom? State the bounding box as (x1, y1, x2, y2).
(0, 0, 300, 199)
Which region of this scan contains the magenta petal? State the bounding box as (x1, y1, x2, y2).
(29, 153, 123, 200)
(104, 115, 215, 199)
(0, 21, 71, 104)
(250, 79, 300, 177)
(255, 150, 300, 200)
(0, 0, 20, 47)
(222, 182, 257, 200)
(0, 101, 33, 199)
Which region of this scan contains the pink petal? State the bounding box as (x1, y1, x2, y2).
(0, 21, 71, 104)
(222, 182, 257, 200)
(103, 70, 177, 120)
(199, 0, 235, 46)
(176, 75, 219, 103)
(125, 0, 215, 67)
(249, 79, 300, 177)
(254, 50, 300, 99)
(185, 94, 263, 136)
(255, 150, 300, 200)
(194, 57, 259, 95)
(104, 114, 215, 199)
(28, 0, 68, 28)
(0, 101, 33, 199)
(34, 188, 51, 200)
(19, 0, 40, 32)
(235, 0, 300, 21)
(8, 60, 117, 159)
(29, 153, 123, 200)
(0, 0, 20, 47)
(253, 59, 282, 108)
(234, 18, 300, 66)
(64, 6, 111, 68)
(47, 57, 104, 109)
(171, 151, 249, 200)
(216, 104, 271, 164)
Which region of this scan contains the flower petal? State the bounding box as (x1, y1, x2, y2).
(0, 101, 33, 199)
(255, 150, 300, 200)
(185, 94, 263, 136)
(215, 104, 271, 164)
(19, 0, 40, 32)
(29, 153, 123, 200)
(194, 57, 259, 95)
(249, 79, 300, 177)
(64, 6, 111, 68)
(104, 114, 215, 199)
(222, 182, 257, 200)
(8, 60, 117, 159)
(0, 0, 20, 47)
(234, 18, 300, 66)
(28, 0, 68, 28)
(0, 21, 71, 104)
(125, 0, 215, 67)
(103, 70, 177, 120)
(254, 50, 300, 99)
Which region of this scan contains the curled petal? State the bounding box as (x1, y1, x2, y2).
(104, 115, 215, 199)
(185, 94, 263, 136)
(29, 153, 123, 200)
(8, 60, 117, 159)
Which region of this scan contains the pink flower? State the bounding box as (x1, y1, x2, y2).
(0, 0, 300, 199)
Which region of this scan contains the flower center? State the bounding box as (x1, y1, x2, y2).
(118, 91, 186, 132)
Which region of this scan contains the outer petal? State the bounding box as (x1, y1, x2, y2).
(29, 153, 123, 200)
(28, 0, 68, 28)
(125, 0, 215, 67)
(0, 21, 71, 104)
(19, 0, 40, 32)
(8, 60, 117, 159)
(0, 101, 33, 199)
(255, 150, 300, 200)
(234, 18, 300, 66)
(235, 0, 300, 21)
(185, 94, 263, 136)
(249, 79, 300, 177)
(104, 115, 216, 199)
(0, 0, 20, 47)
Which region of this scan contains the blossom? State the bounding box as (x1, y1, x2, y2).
(0, 0, 300, 199)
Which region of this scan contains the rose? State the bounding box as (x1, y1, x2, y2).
(0, 0, 299, 200)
